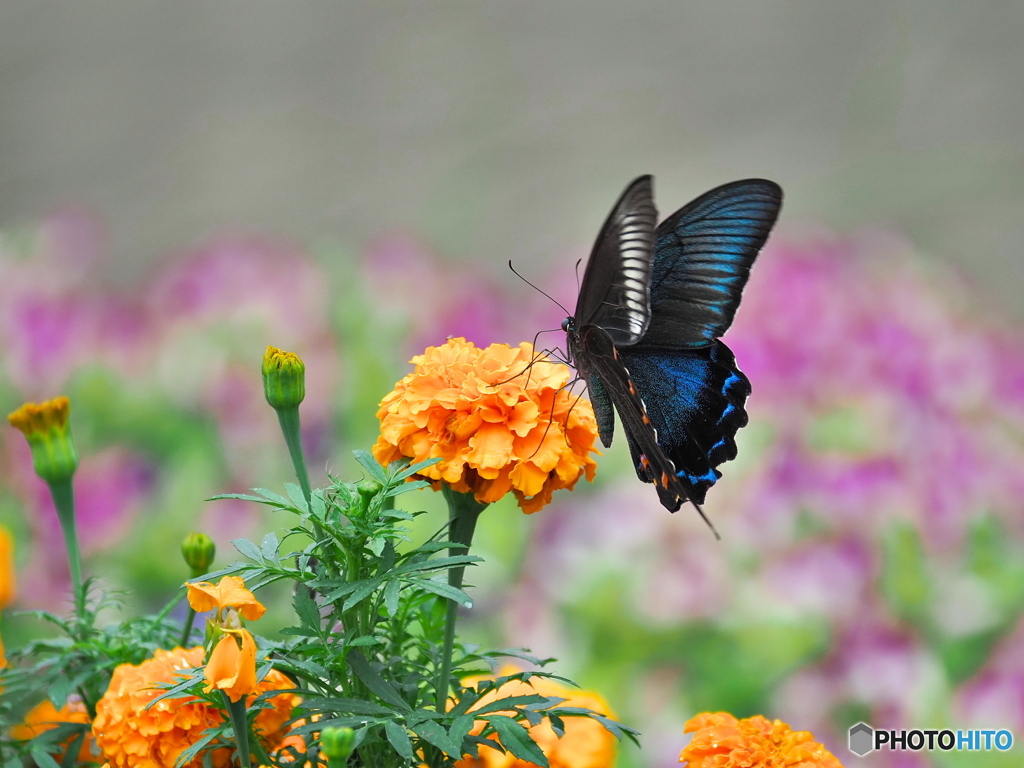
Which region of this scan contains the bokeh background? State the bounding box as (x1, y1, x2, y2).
(2, 3, 1024, 767)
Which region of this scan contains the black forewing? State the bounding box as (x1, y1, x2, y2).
(573, 175, 659, 346)
(637, 179, 782, 350)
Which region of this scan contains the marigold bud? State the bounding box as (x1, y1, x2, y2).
(262, 346, 306, 410)
(7, 397, 79, 484)
(320, 726, 356, 763)
(181, 531, 216, 577)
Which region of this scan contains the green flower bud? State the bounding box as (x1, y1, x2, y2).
(262, 346, 306, 410)
(320, 726, 356, 764)
(181, 531, 216, 577)
(7, 397, 79, 484)
(356, 478, 383, 503)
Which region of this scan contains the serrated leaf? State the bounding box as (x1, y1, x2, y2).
(293, 586, 321, 633)
(383, 578, 401, 617)
(346, 650, 412, 711)
(299, 696, 394, 716)
(354, 450, 389, 483)
(548, 713, 565, 738)
(411, 719, 463, 757)
(368, 536, 386, 557)
(393, 555, 480, 576)
(385, 721, 415, 761)
(284, 482, 310, 512)
(383, 480, 433, 497)
(484, 715, 548, 767)
(343, 577, 384, 611)
(470, 694, 548, 716)
(411, 578, 473, 608)
(231, 538, 263, 563)
(348, 636, 381, 647)
(449, 713, 476, 751)
(261, 532, 281, 560)
(394, 457, 442, 481)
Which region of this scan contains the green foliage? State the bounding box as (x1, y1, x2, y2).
(0, 582, 182, 764)
(0, 452, 635, 768)
(200, 452, 636, 768)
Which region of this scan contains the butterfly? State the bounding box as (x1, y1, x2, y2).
(561, 175, 782, 532)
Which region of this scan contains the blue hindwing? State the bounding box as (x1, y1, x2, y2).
(617, 341, 750, 505)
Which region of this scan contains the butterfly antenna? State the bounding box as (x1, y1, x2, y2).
(574, 257, 583, 293)
(508, 260, 572, 317)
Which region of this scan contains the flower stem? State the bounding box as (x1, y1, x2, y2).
(434, 486, 487, 712)
(48, 478, 85, 618)
(180, 606, 197, 647)
(223, 692, 253, 768)
(276, 406, 312, 507)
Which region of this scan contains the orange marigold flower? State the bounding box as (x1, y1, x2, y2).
(455, 670, 617, 768)
(205, 628, 258, 703)
(92, 646, 299, 768)
(10, 696, 94, 763)
(374, 338, 599, 513)
(0, 524, 15, 609)
(186, 574, 267, 621)
(679, 712, 845, 768)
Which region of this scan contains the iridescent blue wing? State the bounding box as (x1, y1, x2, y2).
(618, 341, 750, 506)
(637, 179, 782, 350)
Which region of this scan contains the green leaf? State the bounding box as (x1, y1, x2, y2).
(471, 694, 548, 715)
(354, 450, 389, 483)
(299, 696, 394, 716)
(410, 578, 473, 608)
(284, 482, 310, 512)
(385, 720, 415, 762)
(293, 587, 321, 634)
(343, 577, 385, 611)
(231, 537, 263, 563)
(260, 532, 281, 561)
(394, 457, 442, 481)
(383, 579, 401, 617)
(346, 650, 412, 712)
(484, 715, 548, 767)
(411, 718, 463, 757)
(449, 713, 476, 752)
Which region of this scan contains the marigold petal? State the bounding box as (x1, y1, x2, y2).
(205, 630, 258, 703)
(186, 575, 266, 620)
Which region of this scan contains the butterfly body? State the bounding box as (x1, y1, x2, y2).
(563, 176, 782, 522)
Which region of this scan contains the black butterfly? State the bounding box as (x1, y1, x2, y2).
(562, 175, 782, 531)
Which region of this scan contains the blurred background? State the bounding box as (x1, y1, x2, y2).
(2, 3, 1024, 767)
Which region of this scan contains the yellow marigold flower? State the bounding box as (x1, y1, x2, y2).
(11, 696, 94, 763)
(455, 670, 617, 768)
(0, 525, 15, 609)
(92, 646, 299, 768)
(186, 574, 267, 621)
(205, 628, 258, 703)
(374, 338, 599, 513)
(679, 712, 845, 768)
(7, 396, 79, 483)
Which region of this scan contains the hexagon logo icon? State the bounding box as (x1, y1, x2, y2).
(849, 722, 874, 757)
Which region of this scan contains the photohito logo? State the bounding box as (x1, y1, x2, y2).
(848, 722, 1013, 757)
